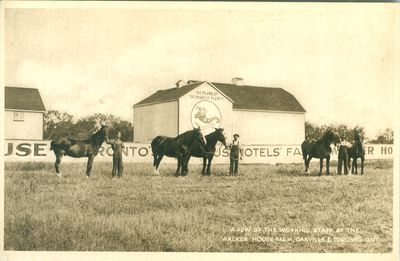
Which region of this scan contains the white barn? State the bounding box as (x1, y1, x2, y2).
(5, 87, 46, 140)
(133, 79, 306, 145)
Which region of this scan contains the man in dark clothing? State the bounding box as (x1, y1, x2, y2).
(107, 131, 125, 178)
(337, 135, 351, 175)
(229, 134, 243, 176)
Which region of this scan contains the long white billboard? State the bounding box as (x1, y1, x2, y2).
(4, 140, 394, 164)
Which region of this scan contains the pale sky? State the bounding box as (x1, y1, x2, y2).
(4, 4, 397, 139)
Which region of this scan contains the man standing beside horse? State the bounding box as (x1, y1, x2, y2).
(229, 134, 243, 176)
(106, 131, 125, 178)
(337, 135, 352, 175)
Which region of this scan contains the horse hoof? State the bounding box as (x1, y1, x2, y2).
(56, 173, 61, 178)
(153, 169, 160, 175)
(86, 176, 90, 179)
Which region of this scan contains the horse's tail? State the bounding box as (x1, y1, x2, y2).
(301, 141, 308, 160)
(151, 136, 163, 166)
(50, 140, 55, 150)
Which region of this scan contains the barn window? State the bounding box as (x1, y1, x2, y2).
(13, 111, 24, 121)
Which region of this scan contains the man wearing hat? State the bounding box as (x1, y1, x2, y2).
(106, 131, 125, 178)
(228, 133, 243, 176)
(337, 135, 351, 175)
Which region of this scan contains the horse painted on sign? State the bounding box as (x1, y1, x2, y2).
(301, 130, 340, 176)
(151, 128, 206, 176)
(187, 128, 228, 176)
(347, 131, 365, 175)
(50, 125, 109, 178)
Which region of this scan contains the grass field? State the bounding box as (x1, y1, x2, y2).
(4, 159, 393, 252)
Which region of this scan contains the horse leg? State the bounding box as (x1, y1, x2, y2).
(326, 155, 330, 175)
(55, 153, 63, 177)
(178, 155, 187, 176)
(354, 158, 358, 174)
(361, 156, 364, 175)
(86, 155, 95, 178)
(305, 155, 312, 174)
(319, 158, 323, 176)
(175, 156, 182, 176)
(206, 156, 213, 176)
(182, 155, 190, 176)
(351, 158, 355, 174)
(202, 157, 207, 175)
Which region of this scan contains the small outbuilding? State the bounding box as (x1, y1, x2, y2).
(5, 86, 46, 140)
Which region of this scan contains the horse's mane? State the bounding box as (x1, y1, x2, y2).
(316, 130, 334, 145)
(89, 126, 107, 145)
(176, 129, 197, 140)
(205, 128, 221, 139)
(354, 132, 363, 152)
(354, 132, 362, 143)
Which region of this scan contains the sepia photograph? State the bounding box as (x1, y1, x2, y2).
(1, 1, 398, 261)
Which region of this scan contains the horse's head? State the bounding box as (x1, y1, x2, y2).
(332, 132, 341, 146)
(354, 130, 362, 143)
(215, 128, 228, 148)
(324, 129, 340, 146)
(193, 127, 206, 146)
(99, 124, 109, 142)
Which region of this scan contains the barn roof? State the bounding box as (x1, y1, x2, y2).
(5, 86, 46, 112)
(135, 81, 306, 113)
(135, 81, 204, 106)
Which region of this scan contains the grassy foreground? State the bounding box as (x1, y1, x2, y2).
(4, 160, 393, 252)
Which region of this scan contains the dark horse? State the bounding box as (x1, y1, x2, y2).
(347, 131, 365, 174)
(151, 128, 206, 176)
(187, 128, 228, 176)
(301, 130, 340, 176)
(50, 125, 109, 178)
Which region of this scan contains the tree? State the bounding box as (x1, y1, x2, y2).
(110, 120, 134, 141)
(44, 111, 134, 141)
(370, 128, 393, 144)
(43, 110, 74, 140)
(74, 113, 133, 141)
(305, 122, 365, 142)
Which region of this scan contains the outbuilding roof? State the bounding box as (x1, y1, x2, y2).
(135, 81, 306, 113)
(5, 86, 46, 112)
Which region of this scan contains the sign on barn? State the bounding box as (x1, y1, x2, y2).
(133, 79, 306, 145)
(4, 140, 394, 164)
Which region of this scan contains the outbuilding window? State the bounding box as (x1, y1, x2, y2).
(13, 111, 24, 122)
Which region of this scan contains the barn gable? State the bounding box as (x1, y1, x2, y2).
(5, 86, 46, 112)
(134, 81, 233, 107)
